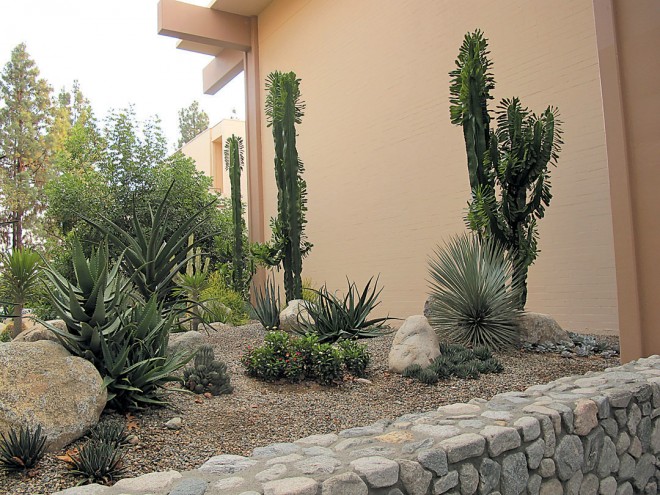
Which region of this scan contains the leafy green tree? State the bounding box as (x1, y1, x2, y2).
(45, 109, 232, 275)
(450, 31, 563, 308)
(177, 100, 209, 148)
(0, 43, 53, 249)
(255, 71, 312, 302)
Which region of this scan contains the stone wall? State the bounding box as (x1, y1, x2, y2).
(57, 356, 660, 495)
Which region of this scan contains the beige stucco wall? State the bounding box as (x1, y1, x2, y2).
(256, 0, 618, 334)
(180, 119, 248, 204)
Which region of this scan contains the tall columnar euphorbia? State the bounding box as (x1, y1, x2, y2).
(259, 71, 312, 302)
(450, 30, 563, 308)
(224, 134, 246, 294)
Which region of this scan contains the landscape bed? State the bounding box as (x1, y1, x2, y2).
(0, 323, 619, 495)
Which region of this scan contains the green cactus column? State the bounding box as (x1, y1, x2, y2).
(264, 71, 311, 302)
(224, 134, 246, 294)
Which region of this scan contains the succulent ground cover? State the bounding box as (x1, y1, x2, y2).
(0, 323, 619, 495)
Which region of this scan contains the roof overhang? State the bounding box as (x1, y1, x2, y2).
(158, 0, 268, 94)
(209, 0, 273, 16)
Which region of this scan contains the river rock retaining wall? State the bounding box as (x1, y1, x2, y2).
(56, 356, 660, 495)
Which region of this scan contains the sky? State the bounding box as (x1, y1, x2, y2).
(0, 0, 246, 150)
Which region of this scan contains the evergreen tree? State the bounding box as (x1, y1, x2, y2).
(0, 43, 53, 249)
(177, 100, 209, 148)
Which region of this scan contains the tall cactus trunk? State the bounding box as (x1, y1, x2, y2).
(225, 135, 245, 294)
(265, 71, 309, 302)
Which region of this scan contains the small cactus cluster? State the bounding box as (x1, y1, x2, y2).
(183, 345, 233, 396)
(402, 343, 504, 386)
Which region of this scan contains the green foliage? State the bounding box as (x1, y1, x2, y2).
(200, 271, 249, 326)
(0, 327, 10, 342)
(44, 242, 189, 411)
(87, 421, 128, 449)
(337, 339, 370, 377)
(301, 277, 319, 304)
(224, 135, 247, 294)
(183, 344, 234, 396)
(0, 43, 53, 249)
(258, 71, 312, 302)
(240, 330, 369, 385)
(173, 237, 210, 332)
(450, 30, 563, 308)
(402, 363, 423, 378)
(69, 439, 124, 485)
(0, 424, 47, 472)
(417, 368, 439, 385)
(251, 273, 281, 331)
(428, 234, 521, 350)
(0, 247, 42, 337)
(310, 343, 344, 385)
(406, 342, 503, 385)
(45, 106, 228, 268)
(177, 100, 209, 148)
(297, 277, 392, 343)
(86, 182, 216, 311)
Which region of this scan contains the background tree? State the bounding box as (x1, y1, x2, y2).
(450, 30, 563, 308)
(177, 100, 209, 148)
(0, 43, 53, 249)
(45, 109, 232, 277)
(255, 71, 312, 302)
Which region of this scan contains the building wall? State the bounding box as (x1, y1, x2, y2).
(255, 0, 618, 334)
(180, 119, 248, 204)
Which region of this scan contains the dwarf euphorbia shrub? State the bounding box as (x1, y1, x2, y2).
(240, 331, 369, 385)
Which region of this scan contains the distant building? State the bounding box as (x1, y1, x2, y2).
(180, 119, 248, 206)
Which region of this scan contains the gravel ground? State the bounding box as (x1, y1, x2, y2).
(0, 324, 620, 495)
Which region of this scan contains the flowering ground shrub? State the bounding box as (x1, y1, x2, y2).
(241, 331, 370, 386)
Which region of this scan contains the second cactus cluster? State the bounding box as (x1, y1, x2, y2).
(183, 345, 234, 396)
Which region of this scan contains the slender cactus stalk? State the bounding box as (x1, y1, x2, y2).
(224, 134, 245, 294)
(264, 71, 311, 302)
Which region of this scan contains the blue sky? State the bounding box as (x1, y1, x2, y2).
(0, 0, 245, 149)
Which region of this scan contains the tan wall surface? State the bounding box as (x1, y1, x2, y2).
(180, 119, 248, 203)
(256, 0, 618, 334)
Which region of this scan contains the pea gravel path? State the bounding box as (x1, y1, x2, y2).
(0, 323, 619, 495)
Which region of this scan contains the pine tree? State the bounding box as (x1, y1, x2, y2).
(177, 100, 209, 148)
(0, 43, 53, 249)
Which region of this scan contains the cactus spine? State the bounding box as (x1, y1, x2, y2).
(224, 135, 245, 294)
(450, 30, 563, 308)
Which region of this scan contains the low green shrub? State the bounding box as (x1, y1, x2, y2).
(311, 343, 344, 385)
(0, 425, 47, 472)
(404, 343, 504, 385)
(240, 331, 369, 386)
(201, 272, 249, 326)
(338, 340, 370, 377)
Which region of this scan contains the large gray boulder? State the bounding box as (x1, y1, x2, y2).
(517, 312, 570, 345)
(279, 299, 311, 333)
(14, 319, 67, 343)
(0, 340, 107, 451)
(388, 315, 440, 373)
(167, 331, 205, 356)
